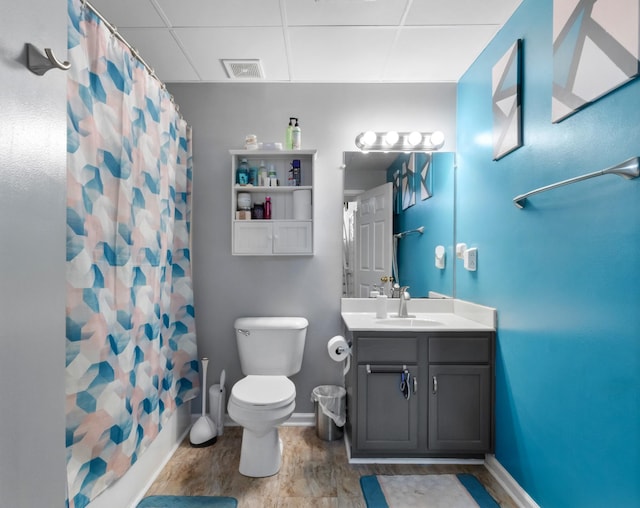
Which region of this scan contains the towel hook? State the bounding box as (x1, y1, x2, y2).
(26, 43, 71, 75)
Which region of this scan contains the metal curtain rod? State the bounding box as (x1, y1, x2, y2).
(513, 156, 640, 209)
(394, 226, 425, 238)
(82, 0, 179, 111)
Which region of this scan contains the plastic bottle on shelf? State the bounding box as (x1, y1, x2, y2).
(292, 118, 301, 150)
(236, 158, 249, 185)
(259, 160, 267, 186)
(265, 196, 272, 220)
(286, 118, 295, 150)
(267, 164, 277, 187)
(287, 162, 295, 186)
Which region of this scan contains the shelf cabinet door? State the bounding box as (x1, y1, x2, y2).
(428, 364, 491, 452)
(233, 222, 273, 254)
(273, 221, 312, 254)
(356, 364, 419, 451)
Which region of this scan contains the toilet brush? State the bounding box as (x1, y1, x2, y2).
(189, 357, 217, 447)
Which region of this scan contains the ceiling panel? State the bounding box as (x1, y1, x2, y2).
(405, 0, 522, 25)
(88, 0, 166, 27)
(117, 28, 200, 82)
(156, 0, 283, 27)
(384, 26, 500, 82)
(288, 27, 398, 82)
(284, 0, 409, 26)
(175, 27, 290, 81)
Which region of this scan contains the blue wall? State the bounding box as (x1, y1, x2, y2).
(395, 152, 455, 297)
(456, 0, 640, 506)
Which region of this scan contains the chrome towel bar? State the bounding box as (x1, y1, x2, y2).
(366, 364, 408, 374)
(513, 156, 639, 209)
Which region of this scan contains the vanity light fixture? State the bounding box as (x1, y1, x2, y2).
(355, 130, 445, 152)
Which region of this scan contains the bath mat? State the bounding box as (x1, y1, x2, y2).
(136, 495, 237, 508)
(360, 474, 500, 508)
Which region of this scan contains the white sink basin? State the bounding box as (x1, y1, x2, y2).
(375, 317, 443, 327)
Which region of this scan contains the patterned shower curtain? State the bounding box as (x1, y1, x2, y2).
(65, 1, 199, 506)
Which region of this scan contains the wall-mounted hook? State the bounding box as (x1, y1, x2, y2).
(26, 43, 71, 75)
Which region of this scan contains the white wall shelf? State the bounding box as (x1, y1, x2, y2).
(230, 149, 316, 256)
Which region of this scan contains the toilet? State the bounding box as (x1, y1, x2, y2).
(227, 316, 308, 477)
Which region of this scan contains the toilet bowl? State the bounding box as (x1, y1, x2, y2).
(227, 316, 308, 477)
(227, 375, 296, 477)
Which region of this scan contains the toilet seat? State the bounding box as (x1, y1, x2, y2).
(230, 375, 296, 409)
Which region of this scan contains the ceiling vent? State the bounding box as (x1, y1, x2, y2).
(221, 59, 264, 80)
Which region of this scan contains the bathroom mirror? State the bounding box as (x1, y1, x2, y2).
(342, 151, 455, 299)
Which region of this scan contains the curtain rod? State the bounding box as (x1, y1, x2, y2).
(81, 0, 182, 116)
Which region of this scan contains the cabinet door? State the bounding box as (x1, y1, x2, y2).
(356, 364, 419, 451)
(273, 221, 312, 254)
(233, 222, 273, 254)
(428, 364, 491, 451)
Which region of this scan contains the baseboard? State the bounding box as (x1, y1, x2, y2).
(87, 402, 192, 508)
(484, 454, 540, 508)
(283, 412, 315, 426)
(219, 411, 315, 428)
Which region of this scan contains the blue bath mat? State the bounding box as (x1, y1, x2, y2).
(360, 473, 500, 507)
(136, 495, 237, 508)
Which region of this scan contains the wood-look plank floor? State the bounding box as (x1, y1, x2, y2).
(145, 426, 519, 507)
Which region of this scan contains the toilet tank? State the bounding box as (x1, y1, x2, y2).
(234, 317, 308, 376)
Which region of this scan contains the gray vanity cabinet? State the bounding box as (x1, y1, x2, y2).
(356, 363, 420, 451)
(346, 331, 494, 458)
(352, 335, 421, 451)
(427, 336, 492, 452)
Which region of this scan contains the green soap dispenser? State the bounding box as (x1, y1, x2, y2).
(286, 117, 295, 150)
(292, 118, 301, 150)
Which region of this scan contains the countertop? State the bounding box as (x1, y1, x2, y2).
(341, 297, 496, 332)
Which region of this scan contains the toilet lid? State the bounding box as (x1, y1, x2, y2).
(231, 375, 296, 408)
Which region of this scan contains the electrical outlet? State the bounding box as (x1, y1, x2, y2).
(464, 247, 477, 271)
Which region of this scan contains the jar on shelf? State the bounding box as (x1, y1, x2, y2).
(252, 202, 264, 220)
(236, 158, 249, 185)
(237, 192, 251, 211)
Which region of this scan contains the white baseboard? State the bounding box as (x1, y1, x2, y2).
(221, 412, 316, 428)
(87, 402, 192, 508)
(484, 454, 540, 508)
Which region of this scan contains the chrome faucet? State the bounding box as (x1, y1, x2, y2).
(398, 286, 411, 317)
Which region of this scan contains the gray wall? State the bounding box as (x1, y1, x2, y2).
(0, 0, 67, 505)
(167, 83, 456, 412)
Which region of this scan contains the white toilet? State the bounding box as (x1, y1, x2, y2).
(227, 316, 308, 477)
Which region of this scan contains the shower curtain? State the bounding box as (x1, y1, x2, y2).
(65, 1, 199, 506)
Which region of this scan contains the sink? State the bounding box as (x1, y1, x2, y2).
(375, 317, 443, 327)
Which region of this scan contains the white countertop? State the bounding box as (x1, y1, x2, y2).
(341, 298, 496, 332)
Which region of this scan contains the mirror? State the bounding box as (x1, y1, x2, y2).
(342, 151, 455, 299)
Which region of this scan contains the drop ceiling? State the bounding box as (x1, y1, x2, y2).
(87, 0, 521, 84)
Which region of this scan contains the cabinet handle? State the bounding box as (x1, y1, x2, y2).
(432, 376, 437, 395)
(413, 376, 418, 394)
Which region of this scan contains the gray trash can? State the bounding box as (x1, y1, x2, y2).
(311, 385, 346, 441)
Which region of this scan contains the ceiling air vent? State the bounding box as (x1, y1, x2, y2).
(221, 59, 264, 80)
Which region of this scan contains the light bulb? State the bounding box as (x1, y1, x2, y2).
(407, 131, 422, 146)
(362, 131, 376, 146)
(384, 131, 399, 146)
(429, 131, 445, 147)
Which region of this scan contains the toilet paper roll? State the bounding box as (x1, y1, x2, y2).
(293, 189, 312, 220)
(327, 335, 350, 362)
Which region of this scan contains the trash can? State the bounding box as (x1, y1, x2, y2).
(311, 385, 346, 441)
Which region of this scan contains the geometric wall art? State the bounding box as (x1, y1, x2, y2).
(401, 158, 416, 210)
(492, 39, 523, 160)
(552, 0, 640, 123)
(416, 152, 433, 200)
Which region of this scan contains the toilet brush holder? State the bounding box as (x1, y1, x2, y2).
(209, 384, 226, 436)
(189, 357, 217, 447)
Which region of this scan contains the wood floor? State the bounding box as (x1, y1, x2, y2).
(145, 426, 519, 507)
